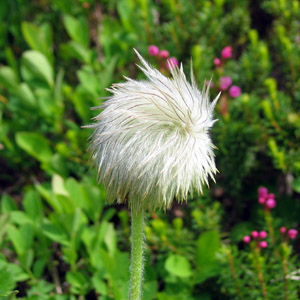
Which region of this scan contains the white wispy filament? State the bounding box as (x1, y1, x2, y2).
(87, 50, 219, 211)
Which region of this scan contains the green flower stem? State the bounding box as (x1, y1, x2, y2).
(264, 209, 280, 258)
(129, 205, 144, 300)
(226, 247, 241, 299)
(251, 245, 268, 300)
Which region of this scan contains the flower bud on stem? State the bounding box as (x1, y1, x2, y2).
(264, 209, 280, 258)
(250, 243, 269, 300)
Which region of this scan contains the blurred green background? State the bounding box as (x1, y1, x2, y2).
(0, 0, 300, 299)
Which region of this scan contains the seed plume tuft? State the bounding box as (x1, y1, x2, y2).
(86, 49, 219, 211)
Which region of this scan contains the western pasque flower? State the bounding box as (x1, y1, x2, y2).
(86, 50, 219, 211)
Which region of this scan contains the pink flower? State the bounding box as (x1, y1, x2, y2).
(251, 231, 259, 239)
(259, 241, 268, 248)
(280, 227, 286, 234)
(229, 86, 241, 98)
(159, 50, 169, 58)
(259, 231, 268, 239)
(265, 198, 276, 209)
(258, 187, 268, 197)
(267, 193, 275, 199)
(221, 46, 232, 59)
(258, 197, 266, 204)
(219, 76, 232, 91)
(243, 235, 251, 243)
(166, 57, 179, 70)
(214, 58, 221, 66)
(288, 229, 298, 239)
(148, 45, 159, 56)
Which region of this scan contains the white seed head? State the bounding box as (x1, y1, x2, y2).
(87, 49, 219, 211)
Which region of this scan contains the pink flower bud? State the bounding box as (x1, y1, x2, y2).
(221, 46, 232, 59)
(251, 231, 259, 238)
(258, 197, 266, 204)
(259, 241, 268, 248)
(267, 193, 275, 199)
(280, 227, 286, 234)
(259, 231, 267, 239)
(258, 187, 268, 197)
(213, 58, 221, 66)
(243, 235, 251, 243)
(229, 86, 241, 98)
(219, 76, 232, 91)
(288, 229, 298, 239)
(265, 198, 276, 209)
(148, 45, 159, 56)
(166, 57, 179, 70)
(159, 50, 169, 58)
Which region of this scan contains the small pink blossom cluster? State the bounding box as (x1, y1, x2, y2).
(148, 45, 179, 70)
(243, 230, 268, 248)
(214, 46, 233, 66)
(258, 186, 276, 210)
(280, 227, 298, 240)
(218, 76, 241, 98)
(211, 46, 242, 98)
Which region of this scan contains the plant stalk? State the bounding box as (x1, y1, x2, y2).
(129, 205, 144, 300)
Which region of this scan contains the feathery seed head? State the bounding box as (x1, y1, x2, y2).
(86, 50, 219, 211)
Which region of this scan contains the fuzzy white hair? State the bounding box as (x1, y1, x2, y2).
(87, 50, 219, 211)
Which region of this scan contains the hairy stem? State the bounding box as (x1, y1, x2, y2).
(129, 205, 144, 300)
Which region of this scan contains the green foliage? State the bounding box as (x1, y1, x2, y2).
(0, 0, 300, 299)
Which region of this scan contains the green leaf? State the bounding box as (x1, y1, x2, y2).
(0, 264, 16, 295)
(35, 183, 63, 213)
(52, 174, 68, 197)
(104, 223, 116, 255)
(195, 230, 221, 283)
(23, 190, 43, 221)
(21, 21, 53, 62)
(15, 83, 37, 107)
(0, 66, 19, 92)
(63, 15, 89, 47)
(143, 281, 158, 300)
(16, 132, 53, 162)
(77, 66, 100, 97)
(10, 211, 33, 225)
(65, 178, 86, 208)
(66, 271, 90, 295)
(165, 254, 192, 278)
(0, 214, 10, 246)
(41, 223, 69, 247)
(292, 177, 300, 193)
(6, 224, 33, 256)
(1, 194, 17, 213)
(92, 276, 108, 295)
(21, 50, 54, 88)
(61, 41, 91, 63)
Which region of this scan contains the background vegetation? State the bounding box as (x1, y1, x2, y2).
(0, 0, 300, 299)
